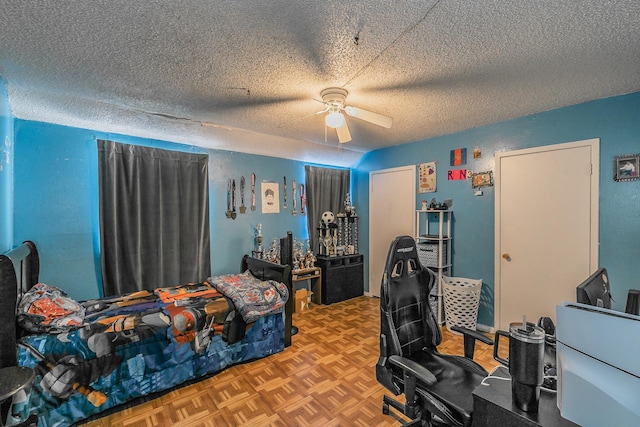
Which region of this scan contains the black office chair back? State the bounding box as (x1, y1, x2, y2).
(380, 236, 440, 360)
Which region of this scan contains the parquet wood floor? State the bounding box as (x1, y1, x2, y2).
(80, 296, 499, 427)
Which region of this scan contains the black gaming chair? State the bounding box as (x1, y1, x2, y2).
(376, 236, 493, 427)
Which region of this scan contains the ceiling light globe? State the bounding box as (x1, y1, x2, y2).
(325, 111, 345, 128)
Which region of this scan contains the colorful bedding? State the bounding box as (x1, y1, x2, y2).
(15, 280, 287, 427)
(209, 271, 288, 323)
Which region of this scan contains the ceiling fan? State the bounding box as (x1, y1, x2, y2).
(317, 87, 392, 143)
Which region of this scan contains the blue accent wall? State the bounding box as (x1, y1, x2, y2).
(0, 78, 12, 252)
(8, 91, 640, 326)
(12, 121, 312, 300)
(356, 92, 640, 326)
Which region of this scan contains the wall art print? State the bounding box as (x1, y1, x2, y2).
(447, 169, 468, 180)
(614, 154, 639, 182)
(471, 171, 494, 188)
(418, 162, 436, 193)
(261, 181, 280, 213)
(450, 148, 467, 166)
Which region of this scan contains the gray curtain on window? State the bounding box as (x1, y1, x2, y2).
(304, 165, 350, 256)
(98, 140, 210, 296)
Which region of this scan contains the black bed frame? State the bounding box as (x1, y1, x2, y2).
(242, 254, 293, 347)
(0, 241, 39, 368)
(0, 241, 294, 370)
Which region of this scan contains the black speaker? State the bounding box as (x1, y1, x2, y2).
(280, 231, 293, 268)
(625, 289, 640, 316)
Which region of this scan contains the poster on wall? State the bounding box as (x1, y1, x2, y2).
(450, 148, 467, 166)
(418, 162, 436, 193)
(447, 169, 468, 180)
(261, 181, 280, 213)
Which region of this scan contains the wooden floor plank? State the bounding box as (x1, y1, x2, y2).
(79, 295, 499, 426)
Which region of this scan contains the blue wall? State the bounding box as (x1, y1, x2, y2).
(12, 121, 312, 300)
(0, 79, 12, 252)
(355, 92, 640, 326)
(9, 91, 640, 326)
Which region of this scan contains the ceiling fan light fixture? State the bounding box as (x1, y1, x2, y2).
(325, 111, 345, 128)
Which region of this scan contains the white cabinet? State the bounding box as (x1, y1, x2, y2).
(415, 210, 452, 324)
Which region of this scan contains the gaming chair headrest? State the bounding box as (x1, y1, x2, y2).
(384, 236, 422, 280)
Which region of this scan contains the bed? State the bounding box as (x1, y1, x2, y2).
(0, 241, 293, 427)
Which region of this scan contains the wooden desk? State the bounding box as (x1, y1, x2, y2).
(472, 367, 578, 427)
(291, 267, 322, 305)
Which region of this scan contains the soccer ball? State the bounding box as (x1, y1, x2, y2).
(321, 211, 335, 225)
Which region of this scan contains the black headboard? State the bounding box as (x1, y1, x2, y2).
(0, 240, 39, 368)
(242, 254, 293, 347)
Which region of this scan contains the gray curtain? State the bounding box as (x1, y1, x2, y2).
(304, 165, 350, 256)
(98, 140, 210, 296)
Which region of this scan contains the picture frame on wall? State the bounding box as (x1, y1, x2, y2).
(261, 181, 280, 213)
(614, 154, 639, 182)
(471, 171, 494, 188)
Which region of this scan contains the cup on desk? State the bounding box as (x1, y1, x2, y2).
(493, 321, 545, 412)
(347, 245, 355, 255)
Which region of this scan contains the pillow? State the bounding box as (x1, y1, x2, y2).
(208, 271, 288, 323)
(17, 283, 85, 333)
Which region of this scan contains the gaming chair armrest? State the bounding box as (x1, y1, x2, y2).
(388, 355, 437, 386)
(450, 326, 494, 359)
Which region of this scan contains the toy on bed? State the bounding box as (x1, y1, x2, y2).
(0, 241, 292, 427)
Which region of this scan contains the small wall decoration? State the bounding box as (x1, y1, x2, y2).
(471, 171, 494, 188)
(450, 148, 467, 166)
(418, 162, 437, 193)
(614, 154, 639, 182)
(473, 147, 482, 159)
(261, 181, 280, 213)
(447, 169, 468, 180)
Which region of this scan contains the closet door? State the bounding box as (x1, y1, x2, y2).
(495, 139, 599, 329)
(369, 165, 416, 298)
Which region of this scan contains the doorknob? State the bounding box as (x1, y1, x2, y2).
(502, 253, 511, 261)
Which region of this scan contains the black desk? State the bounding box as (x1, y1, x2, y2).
(0, 366, 35, 426)
(472, 367, 578, 427)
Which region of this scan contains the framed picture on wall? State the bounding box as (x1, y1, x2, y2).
(614, 154, 639, 182)
(261, 181, 280, 213)
(471, 171, 494, 188)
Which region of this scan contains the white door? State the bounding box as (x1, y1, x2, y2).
(369, 165, 416, 298)
(495, 139, 599, 330)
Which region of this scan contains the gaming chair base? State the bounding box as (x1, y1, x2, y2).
(383, 395, 447, 427)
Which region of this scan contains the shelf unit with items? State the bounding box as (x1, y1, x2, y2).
(415, 209, 452, 325)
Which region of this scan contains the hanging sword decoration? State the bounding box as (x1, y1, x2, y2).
(225, 179, 233, 219)
(251, 173, 256, 211)
(292, 180, 297, 216)
(239, 176, 246, 214)
(300, 183, 306, 215)
(231, 179, 237, 220)
(283, 176, 287, 209)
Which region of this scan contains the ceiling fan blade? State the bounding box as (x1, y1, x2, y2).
(344, 106, 392, 129)
(335, 121, 352, 143)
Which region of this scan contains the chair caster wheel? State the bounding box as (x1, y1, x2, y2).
(382, 402, 390, 415)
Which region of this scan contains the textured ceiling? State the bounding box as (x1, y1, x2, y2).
(1, 1, 639, 166)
